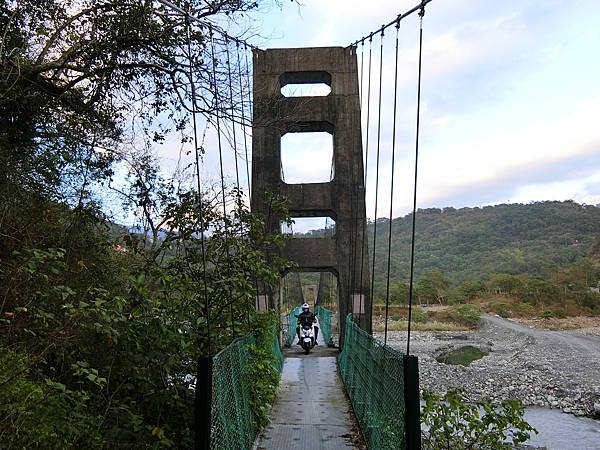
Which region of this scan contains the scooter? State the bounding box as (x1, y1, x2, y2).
(299, 323, 316, 354)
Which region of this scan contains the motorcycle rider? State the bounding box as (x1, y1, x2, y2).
(296, 302, 319, 346)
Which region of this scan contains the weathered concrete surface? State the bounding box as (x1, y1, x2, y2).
(255, 357, 356, 450)
(251, 47, 372, 346)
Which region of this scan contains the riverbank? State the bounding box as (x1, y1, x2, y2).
(378, 314, 600, 418)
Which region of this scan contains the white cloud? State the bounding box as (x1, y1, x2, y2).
(149, 0, 600, 223)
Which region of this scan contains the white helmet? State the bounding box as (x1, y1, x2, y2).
(301, 303, 310, 313)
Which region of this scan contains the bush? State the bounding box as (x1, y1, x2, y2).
(453, 304, 481, 327)
(248, 313, 282, 428)
(541, 310, 555, 319)
(422, 389, 537, 449)
(541, 308, 566, 319)
(489, 300, 510, 318)
(411, 307, 429, 323)
(0, 347, 102, 448)
(516, 302, 535, 317)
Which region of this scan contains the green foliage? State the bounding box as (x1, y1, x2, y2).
(411, 307, 429, 323)
(541, 310, 555, 319)
(0, 1, 296, 447)
(421, 389, 537, 450)
(366, 202, 600, 285)
(0, 347, 102, 448)
(0, 192, 291, 447)
(416, 269, 452, 305)
(453, 304, 481, 327)
(248, 313, 282, 428)
(489, 300, 511, 318)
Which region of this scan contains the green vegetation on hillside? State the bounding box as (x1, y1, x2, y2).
(296, 202, 600, 318)
(366, 202, 600, 317)
(369, 202, 600, 284)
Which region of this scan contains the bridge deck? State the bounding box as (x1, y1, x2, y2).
(255, 338, 359, 449)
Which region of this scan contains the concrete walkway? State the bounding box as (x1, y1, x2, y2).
(255, 336, 357, 449)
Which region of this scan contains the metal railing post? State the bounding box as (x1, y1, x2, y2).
(195, 356, 213, 450)
(403, 354, 421, 450)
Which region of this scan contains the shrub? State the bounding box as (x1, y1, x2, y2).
(248, 313, 281, 428)
(422, 389, 537, 449)
(489, 300, 510, 318)
(541, 310, 555, 319)
(453, 304, 481, 327)
(0, 347, 102, 448)
(516, 302, 535, 317)
(411, 307, 429, 323)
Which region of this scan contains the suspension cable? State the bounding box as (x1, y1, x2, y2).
(241, 44, 262, 319)
(186, 18, 213, 450)
(384, 19, 401, 346)
(348, 77, 357, 321)
(369, 26, 385, 309)
(350, 44, 363, 304)
(225, 40, 252, 326)
(357, 34, 373, 321)
(156, 0, 258, 50)
(209, 31, 236, 339)
(359, 41, 365, 108)
(349, 0, 433, 46)
(236, 42, 252, 202)
(407, 6, 426, 356)
(185, 19, 211, 357)
(244, 46, 253, 130)
(225, 39, 242, 209)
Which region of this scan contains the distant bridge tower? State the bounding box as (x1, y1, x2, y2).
(251, 47, 371, 345)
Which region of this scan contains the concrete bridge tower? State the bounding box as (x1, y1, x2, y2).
(251, 47, 371, 345)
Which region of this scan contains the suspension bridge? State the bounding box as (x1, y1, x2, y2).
(159, 1, 434, 448)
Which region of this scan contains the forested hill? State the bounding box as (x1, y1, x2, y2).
(367, 201, 600, 284)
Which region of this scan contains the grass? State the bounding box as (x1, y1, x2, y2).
(372, 319, 469, 332)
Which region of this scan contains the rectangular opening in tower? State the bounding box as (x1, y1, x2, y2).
(280, 131, 334, 184)
(281, 216, 336, 238)
(280, 70, 331, 97)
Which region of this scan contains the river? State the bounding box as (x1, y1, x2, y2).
(523, 407, 600, 450)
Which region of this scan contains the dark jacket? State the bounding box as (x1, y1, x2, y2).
(296, 311, 317, 327)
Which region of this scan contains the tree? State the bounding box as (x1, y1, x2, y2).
(1, 1, 297, 446)
(487, 273, 523, 295)
(1, 0, 265, 205)
(390, 281, 409, 305)
(416, 269, 451, 305)
(0, 185, 293, 447)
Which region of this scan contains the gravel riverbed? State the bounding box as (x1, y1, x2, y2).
(377, 314, 600, 418)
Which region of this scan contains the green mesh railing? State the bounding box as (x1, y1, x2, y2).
(315, 305, 333, 346)
(284, 306, 301, 347)
(338, 314, 406, 450)
(211, 329, 283, 449)
(211, 333, 256, 450)
(271, 325, 284, 372)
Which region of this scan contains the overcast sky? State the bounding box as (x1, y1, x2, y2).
(147, 0, 600, 232)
